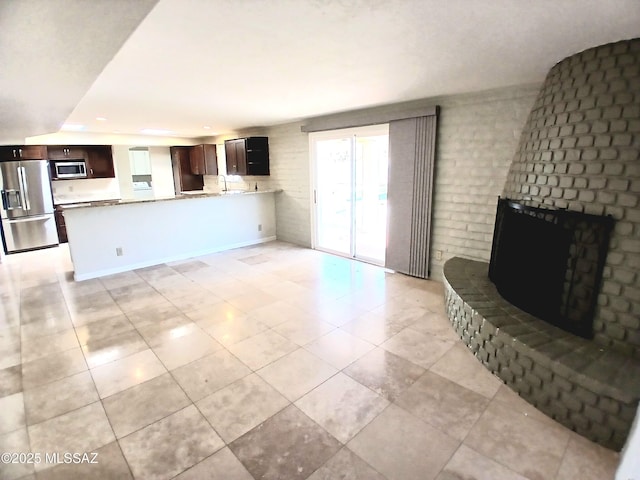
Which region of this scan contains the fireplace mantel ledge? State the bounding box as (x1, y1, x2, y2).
(442, 256, 640, 451)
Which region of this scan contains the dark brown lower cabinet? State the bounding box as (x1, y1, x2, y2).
(54, 206, 67, 243)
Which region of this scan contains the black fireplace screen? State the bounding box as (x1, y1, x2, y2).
(489, 198, 614, 339)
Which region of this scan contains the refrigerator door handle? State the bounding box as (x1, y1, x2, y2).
(1, 190, 8, 210)
(5, 214, 53, 223)
(17, 166, 30, 211)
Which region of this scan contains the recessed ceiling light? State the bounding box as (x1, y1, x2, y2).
(140, 128, 174, 136)
(96, 117, 107, 121)
(203, 126, 211, 129)
(61, 123, 85, 131)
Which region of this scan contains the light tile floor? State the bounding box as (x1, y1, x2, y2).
(0, 241, 620, 480)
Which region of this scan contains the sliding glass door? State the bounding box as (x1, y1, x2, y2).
(311, 125, 389, 265)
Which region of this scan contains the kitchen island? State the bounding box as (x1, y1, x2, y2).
(62, 190, 279, 280)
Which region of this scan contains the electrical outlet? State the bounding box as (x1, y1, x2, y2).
(116, 247, 123, 256)
(434, 250, 443, 261)
(258, 224, 262, 232)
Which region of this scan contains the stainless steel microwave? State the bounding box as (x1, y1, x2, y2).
(54, 161, 87, 179)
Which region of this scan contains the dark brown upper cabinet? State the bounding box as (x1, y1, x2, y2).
(189, 144, 218, 175)
(224, 139, 246, 175)
(49, 145, 115, 179)
(0, 145, 48, 160)
(47, 146, 87, 161)
(224, 137, 269, 176)
(85, 146, 115, 178)
(171, 146, 204, 193)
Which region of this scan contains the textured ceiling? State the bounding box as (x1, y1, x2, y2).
(2, 0, 640, 143)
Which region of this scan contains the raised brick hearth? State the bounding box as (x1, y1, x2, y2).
(443, 257, 640, 451)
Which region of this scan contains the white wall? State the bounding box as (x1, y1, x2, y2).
(264, 122, 312, 246)
(148, 147, 175, 198)
(617, 407, 640, 479)
(64, 192, 277, 280)
(113, 145, 134, 199)
(26, 131, 196, 147)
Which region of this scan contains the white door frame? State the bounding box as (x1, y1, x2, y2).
(309, 124, 389, 263)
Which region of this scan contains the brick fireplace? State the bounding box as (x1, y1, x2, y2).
(442, 37, 640, 450)
(502, 38, 640, 357)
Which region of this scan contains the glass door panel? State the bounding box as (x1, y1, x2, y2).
(354, 134, 388, 263)
(315, 137, 352, 256)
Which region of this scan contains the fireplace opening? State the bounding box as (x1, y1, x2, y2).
(489, 198, 614, 339)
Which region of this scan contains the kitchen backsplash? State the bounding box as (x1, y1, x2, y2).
(51, 170, 273, 204)
(52, 178, 121, 204)
(203, 175, 275, 193)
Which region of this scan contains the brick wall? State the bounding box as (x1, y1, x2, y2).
(264, 122, 312, 246)
(429, 85, 539, 278)
(502, 38, 640, 356)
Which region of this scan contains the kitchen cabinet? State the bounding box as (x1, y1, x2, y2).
(224, 137, 269, 176)
(0, 145, 48, 160)
(189, 144, 217, 175)
(47, 146, 87, 161)
(224, 139, 246, 176)
(54, 206, 67, 243)
(49, 145, 115, 179)
(171, 146, 203, 193)
(86, 146, 115, 178)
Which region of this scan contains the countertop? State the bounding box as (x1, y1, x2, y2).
(58, 189, 282, 210)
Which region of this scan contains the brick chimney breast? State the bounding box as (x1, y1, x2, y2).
(502, 38, 640, 357)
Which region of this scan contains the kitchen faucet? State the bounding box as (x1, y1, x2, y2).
(219, 175, 227, 192)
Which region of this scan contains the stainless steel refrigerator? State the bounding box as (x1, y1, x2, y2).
(0, 160, 58, 253)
